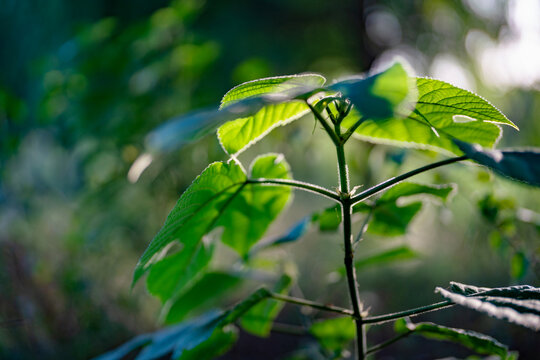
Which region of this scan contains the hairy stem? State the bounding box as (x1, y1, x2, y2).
(306, 101, 341, 145)
(337, 144, 366, 360)
(247, 178, 340, 202)
(351, 156, 468, 205)
(270, 292, 354, 317)
(363, 300, 454, 325)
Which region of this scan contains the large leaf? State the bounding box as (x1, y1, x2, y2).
(330, 62, 415, 120)
(240, 274, 293, 337)
(218, 74, 326, 155)
(94, 288, 278, 360)
(455, 140, 540, 187)
(309, 316, 356, 352)
(133, 154, 292, 285)
(395, 319, 512, 359)
(344, 77, 517, 155)
(92, 311, 225, 360)
(436, 282, 540, 330)
(165, 272, 242, 324)
(146, 241, 213, 303)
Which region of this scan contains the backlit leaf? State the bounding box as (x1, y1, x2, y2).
(330, 62, 415, 120)
(218, 74, 326, 155)
(344, 77, 517, 155)
(455, 140, 540, 187)
(436, 282, 540, 330)
(354, 245, 419, 270)
(133, 154, 292, 285)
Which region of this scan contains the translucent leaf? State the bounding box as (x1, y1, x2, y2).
(165, 272, 242, 324)
(240, 274, 293, 337)
(218, 74, 326, 155)
(330, 62, 415, 120)
(397, 320, 511, 359)
(436, 282, 540, 330)
(455, 140, 540, 187)
(344, 77, 517, 155)
(133, 154, 292, 285)
(309, 316, 356, 352)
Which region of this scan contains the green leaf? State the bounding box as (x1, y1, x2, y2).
(240, 274, 293, 337)
(330, 62, 415, 120)
(218, 74, 326, 155)
(398, 321, 511, 359)
(354, 245, 419, 270)
(176, 328, 238, 360)
(165, 272, 242, 324)
(436, 282, 540, 330)
(92, 311, 225, 360)
(455, 140, 540, 187)
(309, 316, 356, 352)
(511, 252, 528, 280)
(220, 287, 274, 325)
(133, 154, 292, 285)
(146, 241, 213, 303)
(94, 288, 278, 360)
(344, 77, 517, 155)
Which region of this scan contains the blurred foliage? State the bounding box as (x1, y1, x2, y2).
(1, 0, 539, 359)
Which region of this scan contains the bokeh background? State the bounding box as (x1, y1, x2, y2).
(1, 0, 539, 359)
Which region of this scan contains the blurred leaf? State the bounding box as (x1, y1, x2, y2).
(176, 328, 238, 360)
(309, 316, 356, 352)
(220, 288, 274, 325)
(240, 274, 293, 337)
(354, 245, 419, 270)
(368, 202, 422, 236)
(436, 282, 540, 330)
(133, 154, 291, 285)
(93, 311, 224, 360)
(397, 320, 511, 359)
(147, 242, 213, 303)
(218, 74, 325, 155)
(343, 78, 517, 155)
(165, 272, 242, 324)
(455, 140, 540, 187)
(251, 216, 311, 255)
(314, 205, 342, 232)
(511, 252, 529, 280)
(330, 62, 414, 120)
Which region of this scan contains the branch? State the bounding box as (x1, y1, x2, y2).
(306, 101, 341, 145)
(362, 300, 454, 325)
(247, 178, 340, 202)
(351, 156, 468, 205)
(270, 292, 355, 317)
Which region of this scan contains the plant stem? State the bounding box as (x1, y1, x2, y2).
(247, 178, 340, 202)
(341, 116, 365, 143)
(336, 144, 366, 360)
(363, 300, 454, 325)
(270, 292, 354, 317)
(350, 156, 468, 205)
(306, 101, 341, 145)
(365, 331, 414, 355)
